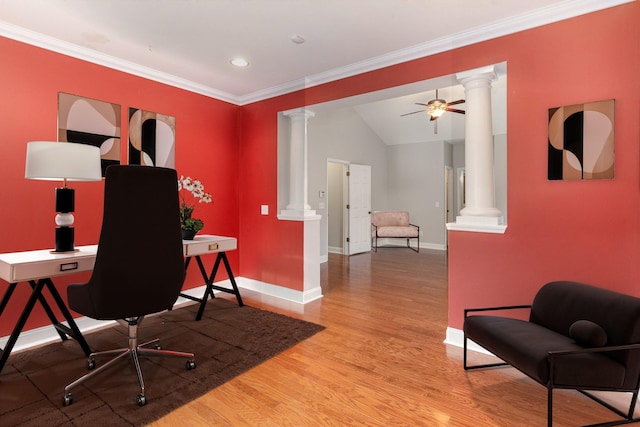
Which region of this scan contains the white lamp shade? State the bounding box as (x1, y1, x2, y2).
(25, 141, 102, 181)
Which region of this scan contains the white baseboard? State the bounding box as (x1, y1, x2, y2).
(444, 326, 493, 355)
(326, 240, 446, 259)
(1, 278, 321, 354)
(0, 316, 116, 355)
(376, 238, 446, 251)
(236, 277, 323, 304)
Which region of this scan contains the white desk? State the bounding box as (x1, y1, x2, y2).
(0, 235, 241, 374)
(179, 234, 243, 321)
(0, 245, 97, 375)
(0, 245, 98, 283)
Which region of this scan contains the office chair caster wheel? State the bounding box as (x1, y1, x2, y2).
(136, 394, 147, 406)
(87, 358, 96, 370)
(63, 393, 73, 406)
(186, 360, 196, 370)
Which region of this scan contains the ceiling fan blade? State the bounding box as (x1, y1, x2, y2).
(400, 110, 424, 116)
(447, 99, 465, 106)
(415, 103, 429, 107)
(446, 108, 466, 114)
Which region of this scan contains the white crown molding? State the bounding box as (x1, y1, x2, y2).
(0, 21, 239, 104)
(238, 0, 634, 105)
(1, 0, 633, 106)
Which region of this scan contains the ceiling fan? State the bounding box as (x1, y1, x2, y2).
(401, 89, 465, 134)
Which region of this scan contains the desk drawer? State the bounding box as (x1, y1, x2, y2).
(9, 256, 96, 282)
(184, 237, 237, 257)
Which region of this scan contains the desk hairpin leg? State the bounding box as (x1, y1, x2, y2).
(180, 252, 243, 321)
(29, 280, 70, 342)
(0, 278, 92, 374)
(0, 282, 39, 374)
(39, 279, 92, 356)
(0, 282, 18, 318)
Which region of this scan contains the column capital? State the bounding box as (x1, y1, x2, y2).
(456, 65, 497, 86)
(283, 108, 315, 119)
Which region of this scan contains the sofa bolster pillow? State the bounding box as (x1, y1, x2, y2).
(570, 320, 608, 347)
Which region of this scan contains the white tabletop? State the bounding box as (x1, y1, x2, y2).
(0, 245, 98, 283)
(0, 235, 237, 283)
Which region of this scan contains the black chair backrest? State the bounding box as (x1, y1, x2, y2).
(87, 165, 185, 319)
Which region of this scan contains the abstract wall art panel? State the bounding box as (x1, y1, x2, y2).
(58, 93, 121, 176)
(128, 108, 176, 168)
(548, 99, 615, 180)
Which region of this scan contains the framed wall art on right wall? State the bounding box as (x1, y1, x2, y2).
(548, 99, 615, 180)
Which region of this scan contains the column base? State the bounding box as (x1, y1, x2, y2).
(446, 216, 507, 234)
(459, 205, 502, 218)
(455, 215, 503, 225)
(278, 209, 321, 221)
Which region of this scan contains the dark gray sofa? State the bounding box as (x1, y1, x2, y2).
(464, 281, 640, 427)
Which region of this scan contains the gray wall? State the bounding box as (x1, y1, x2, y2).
(308, 106, 453, 258)
(387, 141, 447, 246)
(327, 162, 344, 251)
(295, 107, 506, 259)
(307, 107, 389, 257)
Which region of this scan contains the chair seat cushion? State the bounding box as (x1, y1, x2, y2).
(374, 226, 419, 238)
(465, 315, 626, 388)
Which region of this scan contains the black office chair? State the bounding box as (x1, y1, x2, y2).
(63, 165, 195, 407)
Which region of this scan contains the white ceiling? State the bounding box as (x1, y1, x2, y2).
(0, 0, 630, 106)
(353, 85, 471, 146)
(307, 66, 506, 145)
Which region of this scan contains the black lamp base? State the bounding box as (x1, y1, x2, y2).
(54, 226, 75, 253)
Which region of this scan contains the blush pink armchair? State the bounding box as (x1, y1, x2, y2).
(371, 211, 420, 252)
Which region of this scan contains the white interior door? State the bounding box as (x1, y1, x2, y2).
(347, 164, 372, 255)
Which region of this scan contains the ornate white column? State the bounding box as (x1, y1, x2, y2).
(278, 108, 322, 303)
(455, 65, 503, 226)
(280, 108, 318, 219)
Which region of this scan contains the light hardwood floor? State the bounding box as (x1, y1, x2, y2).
(150, 249, 626, 426)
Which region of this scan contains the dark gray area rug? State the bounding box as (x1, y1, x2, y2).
(0, 298, 324, 426)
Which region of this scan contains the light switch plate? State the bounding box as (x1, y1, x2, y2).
(261, 205, 269, 215)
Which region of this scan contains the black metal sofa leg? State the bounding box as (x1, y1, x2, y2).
(548, 386, 553, 427)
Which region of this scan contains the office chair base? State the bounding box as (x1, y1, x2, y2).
(63, 322, 195, 407)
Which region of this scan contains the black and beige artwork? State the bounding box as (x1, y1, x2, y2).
(128, 108, 176, 168)
(548, 99, 614, 180)
(58, 92, 121, 176)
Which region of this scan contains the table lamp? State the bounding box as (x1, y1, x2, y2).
(25, 141, 102, 252)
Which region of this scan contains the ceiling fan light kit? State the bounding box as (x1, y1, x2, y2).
(427, 99, 447, 118)
(401, 89, 466, 134)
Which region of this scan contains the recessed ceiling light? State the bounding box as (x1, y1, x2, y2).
(290, 34, 305, 44)
(230, 57, 249, 67)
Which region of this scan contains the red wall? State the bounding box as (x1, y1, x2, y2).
(239, 3, 640, 328)
(238, 96, 306, 291)
(0, 37, 239, 335)
(2, 2, 639, 338)
(446, 4, 640, 328)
